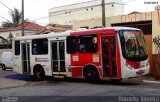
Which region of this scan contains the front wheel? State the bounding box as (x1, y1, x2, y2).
(34, 68, 45, 80)
(2, 65, 6, 70)
(84, 69, 100, 83)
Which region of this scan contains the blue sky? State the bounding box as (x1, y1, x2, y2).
(0, 0, 159, 26)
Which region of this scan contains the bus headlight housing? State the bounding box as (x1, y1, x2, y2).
(146, 63, 149, 67)
(126, 64, 132, 69)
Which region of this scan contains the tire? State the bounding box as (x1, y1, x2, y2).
(34, 68, 45, 80)
(84, 68, 100, 83)
(2, 64, 6, 70)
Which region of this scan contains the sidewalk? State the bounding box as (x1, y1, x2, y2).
(130, 75, 160, 84)
(0, 78, 29, 89)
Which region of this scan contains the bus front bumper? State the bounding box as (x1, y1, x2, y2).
(122, 65, 150, 79)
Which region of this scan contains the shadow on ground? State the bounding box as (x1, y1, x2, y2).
(4, 73, 142, 86)
(5, 74, 35, 81)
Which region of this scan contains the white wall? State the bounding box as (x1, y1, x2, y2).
(0, 30, 20, 39)
(0, 30, 38, 40)
(49, 0, 124, 25)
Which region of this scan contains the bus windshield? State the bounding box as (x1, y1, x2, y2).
(119, 30, 148, 61)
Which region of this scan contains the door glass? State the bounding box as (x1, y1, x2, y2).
(27, 44, 30, 72)
(59, 42, 65, 72)
(22, 44, 27, 61)
(59, 42, 65, 60)
(102, 37, 117, 76)
(22, 44, 30, 73)
(52, 42, 58, 60)
(53, 61, 58, 72)
(60, 61, 65, 72)
(52, 41, 66, 73)
(52, 42, 58, 72)
(102, 37, 109, 75)
(111, 38, 117, 76)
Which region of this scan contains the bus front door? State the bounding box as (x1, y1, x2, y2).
(22, 43, 31, 74)
(51, 41, 66, 75)
(101, 37, 117, 77)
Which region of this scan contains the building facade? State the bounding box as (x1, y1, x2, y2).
(49, 0, 125, 25)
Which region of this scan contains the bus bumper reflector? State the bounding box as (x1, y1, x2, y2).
(54, 76, 64, 78)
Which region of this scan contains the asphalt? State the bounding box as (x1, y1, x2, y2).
(0, 69, 160, 89)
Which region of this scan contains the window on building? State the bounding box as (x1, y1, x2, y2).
(86, 8, 88, 11)
(67, 36, 77, 54)
(78, 34, 98, 53)
(15, 41, 20, 55)
(32, 38, 48, 55)
(91, 8, 93, 10)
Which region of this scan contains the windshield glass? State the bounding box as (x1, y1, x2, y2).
(119, 30, 148, 61)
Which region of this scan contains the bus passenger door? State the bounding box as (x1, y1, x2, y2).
(101, 36, 117, 77)
(51, 41, 66, 75)
(21, 43, 31, 74)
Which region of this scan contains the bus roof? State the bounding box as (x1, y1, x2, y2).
(14, 32, 70, 40)
(14, 27, 140, 40)
(73, 26, 140, 32)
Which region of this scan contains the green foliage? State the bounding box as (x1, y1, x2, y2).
(0, 33, 13, 49)
(7, 33, 13, 45)
(1, 8, 22, 28)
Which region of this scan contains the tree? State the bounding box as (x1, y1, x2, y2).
(7, 33, 13, 45)
(1, 8, 22, 28)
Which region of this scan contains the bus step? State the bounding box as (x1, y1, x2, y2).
(53, 75, 65, 79)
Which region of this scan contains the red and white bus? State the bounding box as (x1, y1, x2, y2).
(12, 27, 149, 82)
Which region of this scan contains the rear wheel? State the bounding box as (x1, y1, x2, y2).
(2, 64, 6, 70)
(84, 68, 100, 83)
(34, 67, 45, 80)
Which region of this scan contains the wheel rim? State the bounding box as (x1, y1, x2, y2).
(2, 65, 5, 70)
(86, 69, 98, 81)
(36, 71, 42, 79)
(87, 70, 96, 77)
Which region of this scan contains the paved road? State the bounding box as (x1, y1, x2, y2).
(0, 70, 160, 102)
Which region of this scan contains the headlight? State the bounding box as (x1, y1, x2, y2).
(146, 63, 149, 67)
(126, 64, 132, 69)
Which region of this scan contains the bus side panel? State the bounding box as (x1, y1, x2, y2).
(13, 56, 23, 74)
(71, 67, 83, 77)
(30, 55, 52, 76)
(13, 41, 23, 74)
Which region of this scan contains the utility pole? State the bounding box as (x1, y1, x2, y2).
(102, 0, 106, 27)
(22, 0, 24, 36)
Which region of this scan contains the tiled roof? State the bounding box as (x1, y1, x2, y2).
(0, 22, 45, 31)
(35, 24, 72, 35)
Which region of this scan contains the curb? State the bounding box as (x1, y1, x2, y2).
(143, 80, 160, 84)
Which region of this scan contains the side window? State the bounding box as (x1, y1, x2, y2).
(67, 36, 77, 54)
(15, 41, 20, 55)
(78, 34, 98, 53)
(32, 38, 48, 55)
